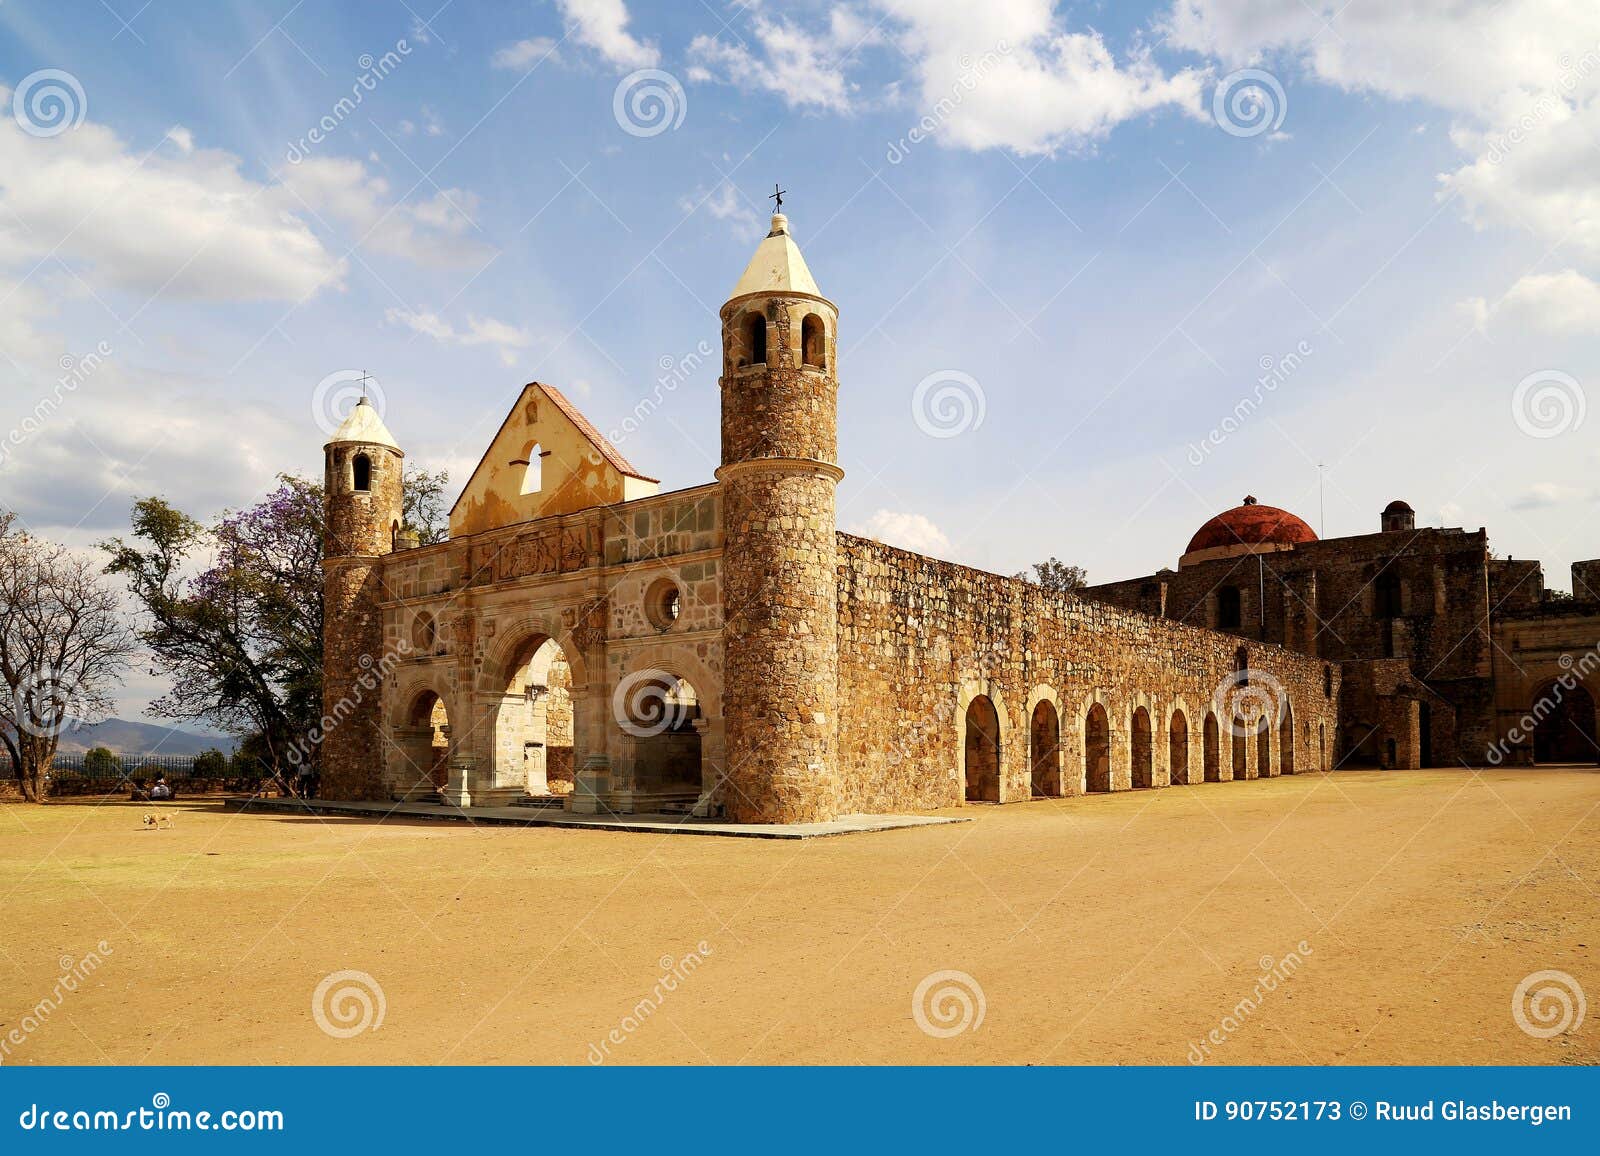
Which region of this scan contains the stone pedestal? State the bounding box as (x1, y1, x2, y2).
(442, 754, 479, 809)
(569, 754, 613, 814)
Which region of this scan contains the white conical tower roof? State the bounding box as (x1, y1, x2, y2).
(728, 213, 822, 301)
(326, 396, 399, 450)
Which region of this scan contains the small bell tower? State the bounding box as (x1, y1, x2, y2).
(320, 395, 404, 800)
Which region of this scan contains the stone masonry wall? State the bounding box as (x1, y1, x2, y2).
(836, 533, 1340, 814)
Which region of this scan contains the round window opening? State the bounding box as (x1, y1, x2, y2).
(645, 578, 682, 630)
(412, 611, 437, 652)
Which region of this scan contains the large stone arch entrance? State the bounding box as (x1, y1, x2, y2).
(615, 667, 708, 807)
(488, 632, 576, 802)
(1532, 681, 1598, 764)
(389, 686, 453, 800)
(1280, 702, 1296, 774)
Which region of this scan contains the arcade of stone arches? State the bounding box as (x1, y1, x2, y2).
(958, 686, 1330, 802)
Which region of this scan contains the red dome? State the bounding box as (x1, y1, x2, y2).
(1185, 496, 1317, 555)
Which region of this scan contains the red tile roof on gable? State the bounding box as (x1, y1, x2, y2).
(536, 382, 659, 483)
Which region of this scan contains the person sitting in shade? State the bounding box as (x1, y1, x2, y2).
(149, 776, 174, 800)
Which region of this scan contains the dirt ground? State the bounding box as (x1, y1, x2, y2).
(2, 767, 1596, 1066)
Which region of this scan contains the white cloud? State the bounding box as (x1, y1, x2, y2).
(1160, 1, 1600, 287)
(679, 181, 762, 236)
(385, 307, 532, 366)
(688, 2, 1208, 152)
(277, 157, 490, 268)
(688, 10, 866, 113)
(1511, 482, 1587, 510)
(0, 95, 343, 301)
(881, 1, 1209, 155)
(556, 0, 659, 70)
(851, 509, 953, 555)
(0, 96, 491, 308)
(1463, 270, 1600, 335)
(493, 37, 562, 70)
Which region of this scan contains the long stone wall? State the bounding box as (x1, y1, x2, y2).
(835, 533, 1340, 814)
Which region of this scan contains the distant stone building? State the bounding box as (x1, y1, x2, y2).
(1087, 497, 1600, 769)
(319, 212, 1339, 822)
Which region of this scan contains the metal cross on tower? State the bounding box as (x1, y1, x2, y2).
(770, 183, 785, 211)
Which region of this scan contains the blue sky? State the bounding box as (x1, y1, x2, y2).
(3, 1, 1599, 722)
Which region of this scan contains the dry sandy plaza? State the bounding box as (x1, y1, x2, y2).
(2, 766, 1595, 1067)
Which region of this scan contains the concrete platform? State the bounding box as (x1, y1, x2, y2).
(221, 796, 968, 839)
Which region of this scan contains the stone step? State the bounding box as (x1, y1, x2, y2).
(511, 794, 568, 809)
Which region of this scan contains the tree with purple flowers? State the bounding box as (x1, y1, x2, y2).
(101, 467, 449, 790)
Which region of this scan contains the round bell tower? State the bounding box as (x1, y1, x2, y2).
(716, 211, 842, 824)
(320, 396, 404, 800)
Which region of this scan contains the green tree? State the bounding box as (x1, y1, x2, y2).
(403, 465, 451, 545)
(102, 478, 323, 789)
(83, 746, 121, 778)
(192, 748, 228, 777)
(1014, 557, 1087, 593)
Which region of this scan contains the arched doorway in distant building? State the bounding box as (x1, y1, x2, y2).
(964, 694, 1002, 802)
(1030, 699, 1062, 798)
(1531, 682, 1598, 764)
(1131, 707, 1153, 788)
(1203, 713, 1220, 782)
(1085, 703, 1112, 793)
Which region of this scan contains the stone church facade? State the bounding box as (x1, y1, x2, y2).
(319, 212, 1339, 824)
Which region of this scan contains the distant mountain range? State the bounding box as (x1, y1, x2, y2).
(54, 718, 237, 757)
